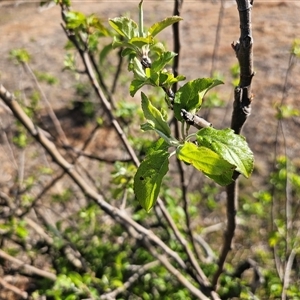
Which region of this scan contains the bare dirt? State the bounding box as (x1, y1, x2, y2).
(1, 0, 300, 177)
(0, 0, 300, 297)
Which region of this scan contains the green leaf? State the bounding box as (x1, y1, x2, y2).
(159, 72, 185, 87)
(151, 51, 177, 73)
(130, 79, 147, 96)
(131, 57, 147, 80)
(145, 68, 161, 87)
(134, 150, 170, 212)
(129, 36, 154, 48)
(141, 92, 171, 138)
(291, 38, 300, 57)
(109, 17, 139, 40)
(86, 15, 110, 36)
(65, 11, 86, 29)
(99, 43, 113, 65)
(148, 16, 183, 37)
(9, 48, 31, 64)
(197, 127, 254, 178)
(176, 142, 235, 186)
(150, 42, 166, 55)
(174, 78, 223, 121)
(196, 127, 254, 178)
(121, 47, 135, 58)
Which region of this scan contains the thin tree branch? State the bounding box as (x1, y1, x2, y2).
(144, 239, 211, 300)
(0, 249, 56, 281)
(210, 0, 225, 77)
(157, 199, 210, 288)
(212, 0, 254, 289)
(111, 47, 124, 95)
(0, 277, 28, 299)
(23, 62, 69, 144)
(100, 261, 159, 300)
(282, 248, 298, 300)
(172, 0, 208, 283)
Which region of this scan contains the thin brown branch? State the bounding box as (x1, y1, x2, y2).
(100, 261, 159, 300)
(23, 62, 69, 144)
(89, 52, 117, 109)
(111, 47, 124, 95)
(212, 0, 254, 289)
(172, 0, 183, 83)
(282, 248, 297, 300)
(172, 0, 212, 289)
(144, 239, 211, 300)
(157, 199, 218, 299)
(0, 249, 56, 281)
(0, 277, 28, 299)
(210, 0, 225, 77)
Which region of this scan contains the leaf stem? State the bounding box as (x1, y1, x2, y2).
(185, 133, 197, 142)
(181, 121, 185, 139)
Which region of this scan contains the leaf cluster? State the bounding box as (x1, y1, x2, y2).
(108, 8, 254, 212)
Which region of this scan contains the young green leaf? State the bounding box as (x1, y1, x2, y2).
(131, 57, 147, 80)
(65, 11, 86, 29)
(176, 142, 235, 186)
(151, 51, 177, 73)
(10, 48, 31, 64)
(196, 127, 254, 178)
(148, 16, 183, 37)
(129, 36, 154, 48)
(109, 17, 139, 40)
(141, 92, 171, 137)
(130, 79, 147, 96)
(99, 43, 113, 65)
(174, 78, 223, 121)
(86, 15, 110, 36)
(134, 150, 170, 212)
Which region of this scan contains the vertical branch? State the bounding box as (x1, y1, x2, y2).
(172, 0, 195, 251)
(172, 0, 183, 83)
(212, 0, 254, 288)
(210, 0, 225, 77)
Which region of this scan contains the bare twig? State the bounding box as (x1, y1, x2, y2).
(172, 0, 183, 82)
(23, 62, 69, 144)
(111, 47, 124, 95)
(282, 248, 298, 300)
(89, 52, 117, 109)
(157, 199, 218, 299)
(144, 239, 211, 300)
(172, 0, 208, 283)
(100, 261, 159, 300)
(0, 249, 56, 281)
(210, 0, 225, 77)
(0, 277, 28, 299)
(212, 0, 254, 288)
(271, 50, 298, 281)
